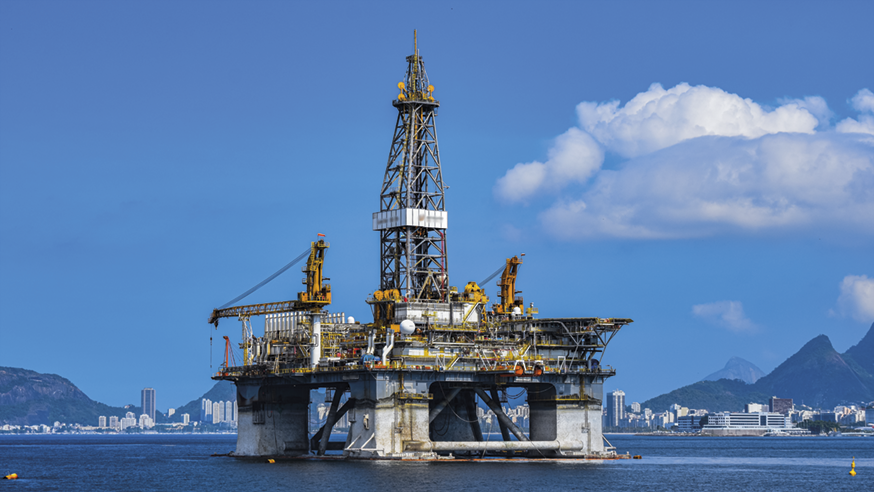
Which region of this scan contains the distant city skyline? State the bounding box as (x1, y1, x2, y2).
(201, 398, 237, 426)
(604, 387, 872, 431)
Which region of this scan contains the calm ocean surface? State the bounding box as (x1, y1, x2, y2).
(1, 433, 871, 491)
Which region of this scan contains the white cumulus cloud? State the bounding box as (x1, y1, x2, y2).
(837, 89, 874, 136)
(837, 274, 874, 323)
(541, 132, 874, 239)
(495, 84, 874, 239)
(692, 300, 756, 333)
(494, 128, 602, 203)
(576, 83, 820, 158)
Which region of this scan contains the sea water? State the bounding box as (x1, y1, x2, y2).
(0, 433, 871, 491)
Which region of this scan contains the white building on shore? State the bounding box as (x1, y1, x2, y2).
(703, 412, 799, 436)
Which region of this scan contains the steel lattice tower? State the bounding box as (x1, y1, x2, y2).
(372, 32, 448, 301)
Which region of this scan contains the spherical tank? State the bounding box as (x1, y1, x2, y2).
(399, 319, 416, 335)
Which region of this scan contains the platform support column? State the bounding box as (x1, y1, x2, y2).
(234, 384, 309, 457)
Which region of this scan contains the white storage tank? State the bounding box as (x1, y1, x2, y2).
(399, 319, 416, 335)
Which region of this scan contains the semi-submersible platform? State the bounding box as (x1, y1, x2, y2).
(208, 34, 632, 460)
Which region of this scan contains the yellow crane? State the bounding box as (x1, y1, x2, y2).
(208, 240, 331, 326)
(492, 255, 524, 315)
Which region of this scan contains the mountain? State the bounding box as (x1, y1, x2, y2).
(0, 366, 237, 426)
(0, 367, 131, 426)
(640, 379, 771, 413)
(641, 325, 874, 412)
(754, 334, 874, 408)
(702, 357, 765, 384)
(841, 322, 874, 401)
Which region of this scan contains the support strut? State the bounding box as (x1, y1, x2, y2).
(474, 387, 528, 442)
(490, 387, 511, 442)
(464, 391, 483, 441)
(310, 397, 356, 452)
(429, 387, 461, 423)
(316, 389, 345, 456)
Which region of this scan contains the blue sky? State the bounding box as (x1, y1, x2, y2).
(1, 1, 872, 410)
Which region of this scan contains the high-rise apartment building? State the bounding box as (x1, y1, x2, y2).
(109, 415, 119, 429)
(201, 399, 213, 422)
(225, 401, 234, 422)
(607, 390, 626, 427)
(98, 416, 106, 428)
(182, 413, 190, 425)
(769, 396, 793, 415)
(631, 402, 641, 413)
(141, 388, 156, 421)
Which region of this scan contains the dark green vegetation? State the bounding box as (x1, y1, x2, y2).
(797, 420, 841, 435)
(641, 379, 773, 414)
(641, 323, 874, 412)
(0, 367, 133, 426)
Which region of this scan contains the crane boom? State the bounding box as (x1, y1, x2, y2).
(209, 299, 302, 326)
(208, 239, 332, 327)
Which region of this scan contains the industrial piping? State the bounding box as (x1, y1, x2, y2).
(404, 440, 583, 452)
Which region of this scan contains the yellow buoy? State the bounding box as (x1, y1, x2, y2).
(850, 456, 856, 476)
(267, 458, 275, 464)
(3, 473, 18, 480)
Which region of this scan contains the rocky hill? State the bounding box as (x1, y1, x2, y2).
(641, 323, 874, 412)
(841, 322, 874, 395)
(701, 357, 765, 384)
(640, 379, 770, 414)
(0, 367, 131, 426)
(754, 334, 874, 407)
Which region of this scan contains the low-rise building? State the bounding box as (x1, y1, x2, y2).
(677, 415, 704, 432)
(702, 412, 795, 436)
(745, 403, 767, 413)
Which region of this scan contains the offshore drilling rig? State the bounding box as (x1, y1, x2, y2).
(207, 33, 632, 460)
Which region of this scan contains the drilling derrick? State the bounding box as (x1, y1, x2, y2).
(207, 32, 634, 462)
(374, 31, 447, 303)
